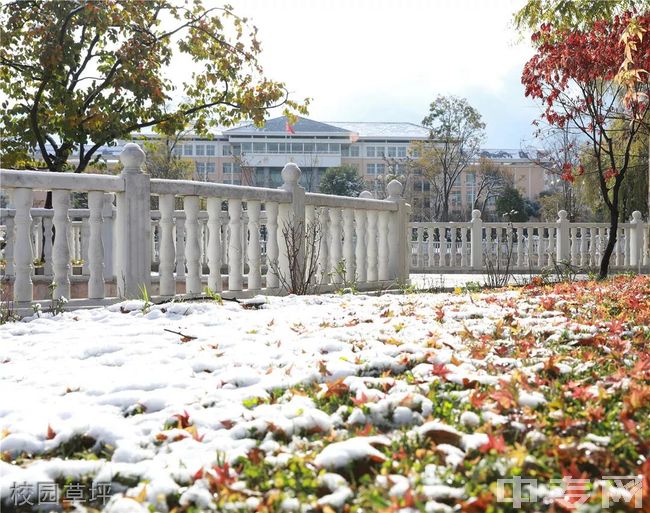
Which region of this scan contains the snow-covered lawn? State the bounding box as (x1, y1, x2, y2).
(1, 276, 648, 512)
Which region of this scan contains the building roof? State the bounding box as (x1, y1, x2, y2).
(326, 121, 430, 140)
(479, 149, 548, 161)
(224, 116, 351, 135)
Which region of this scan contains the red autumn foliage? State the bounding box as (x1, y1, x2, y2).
(479, 434, 507, 454)
(522, 12, 650, 130)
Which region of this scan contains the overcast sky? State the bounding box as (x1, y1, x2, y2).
(222, 0, 543, 149)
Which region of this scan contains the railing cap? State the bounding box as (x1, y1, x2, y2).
(471, 209, 482, 221)
(631, 210, 642, 222)
(120, 143, 146, 173)
(558, 210, 568, 221)
(281, 162, 301, 187)
(386, 179, 403, 199)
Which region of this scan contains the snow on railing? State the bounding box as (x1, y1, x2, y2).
(0, 143, 410, 306)
(409, 209, 649, 272)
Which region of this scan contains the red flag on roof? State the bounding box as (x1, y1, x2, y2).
(285, 119, 296, 134)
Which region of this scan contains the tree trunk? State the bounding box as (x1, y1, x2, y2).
(598, 205, 619, 279)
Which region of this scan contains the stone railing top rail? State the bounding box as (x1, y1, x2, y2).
(305, 192, 397, 211)
(149, 178, 292, 203)
(0, 169, 124, 193)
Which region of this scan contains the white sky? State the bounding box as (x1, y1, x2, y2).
(188, 0, 544, 148)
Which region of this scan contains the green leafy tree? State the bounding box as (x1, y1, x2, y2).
(140, 134, 194, 182)
(514, 0, 643, 34)
(0, 1, 308, 174)
(577, 119, 649, 222)
(413, 95, 486, 221)
(319, 165, 365, 197)
(496, 184, 530, 222)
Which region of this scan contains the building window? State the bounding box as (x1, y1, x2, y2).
(366, 146, 376, 158)
(222, 144, 232, 156)
(184, 144, 193, 156)
(206, 162, 216, 175)
(316, 143, 328, 153)
(397, 147, 407, 158)
(367, 163, 385, 176)
(387, 146, 397, 158)
(303, 143, 315, 153)
(206, 144, 215, 156)
(223, 162, 241, 184)
(350, 145, 360, 157)
(241, 142, 252, 154)
(291, 143, 303, 153)
(329, 143, 340, 154)
(267, 142, 279, 153)
(451, 190, 461, 208)
(466, 172, 476, 185)
(195, 144, 205, 156)
(253, 142, 266, 153)
(196, 162, 206, 179)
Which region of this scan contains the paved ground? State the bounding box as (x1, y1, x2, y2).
(408, 273, 583, 289)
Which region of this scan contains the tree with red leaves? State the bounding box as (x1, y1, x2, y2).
(521, 11, 650, 278)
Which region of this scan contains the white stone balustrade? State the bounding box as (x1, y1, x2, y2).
(4, 144, 647, 310)
(409, 209, 649, 273)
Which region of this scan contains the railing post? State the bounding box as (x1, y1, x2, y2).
(102, 193, 115, 280)
(115, 143, 151, 298)
(386, 179, 409, 283)
(470, 209, 482, 270)
(556, 210, 570, 263)
(630, 211, 644, 268)
(278, 163, 305, 291)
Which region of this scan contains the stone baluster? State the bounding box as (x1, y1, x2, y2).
(266, 202, 279, 288)
(81, 217, 90, 275)
(377, 210, 389, 281)
(516, 227, 524, 267)
(355, 194, 370, 283)
(570, 226, 578, 266)
(43, 216, 53, 275)
(207, 197, 222, 292)
(87, 191, 105, 299)
(366, 209, 378, 282)
(175, 215, 186, 279)
(247, 200, 262, 290)
(416, 226, 424, 268)
(12, 188, 33, 302)
(52, 190, 71, 299)
(342, 208, 355, 283)
(426, 226, 434, 268)
(159, 194, 176, 296)
(5, 215, 14, 277)
(470, 210, 482, 270)
(228, 199, 243, 291)
(329, 208, 343, 284)
(184, 196, 201, 294)
(630, 211, 644, 268)
(318, 207, 330, 284)
(32, 218, 41, 268)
